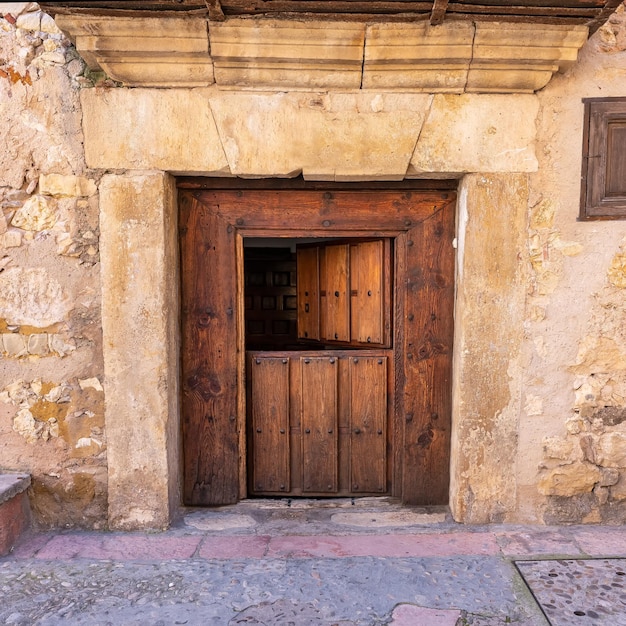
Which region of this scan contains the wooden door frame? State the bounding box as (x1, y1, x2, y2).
(179, 181, 456, 506)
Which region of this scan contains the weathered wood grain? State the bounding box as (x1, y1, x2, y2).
(180, 192, 239, 505)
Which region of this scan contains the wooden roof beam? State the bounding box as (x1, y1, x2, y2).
(430, 0, 449, 25)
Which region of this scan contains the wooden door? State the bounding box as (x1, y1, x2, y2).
(247, 350, 389, 496)
(179, 184, 456, 506)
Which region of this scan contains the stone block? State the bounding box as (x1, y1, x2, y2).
(209, 92, 430, 180)
(542, 436, 577, 461)
(467, 23, 588, 93)
(11, 195, 56, 231)
(27, 333, 49, 356)
(2, 333, 27, 357)
(56, 15, 213, 87)
(538, 462, 602, 496)
(2, 231, 22, 248)
(597, 432, 626, 468)
(48, 334, 76, 357)
(0, 474, 31, 557)
(362, 21, 474, 92)
(39, 174, 96, 198)
(410, 94, 539, 174)
(210, 19, 365, 89)
(99, 172, 180, 529)
(81, 88, 229, 174)
(0, 267, 72, 327)
(599, 467, 620, 487)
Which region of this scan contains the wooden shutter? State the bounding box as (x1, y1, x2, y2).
(581, 97, 626, 220)
(297, 239, 391, 347)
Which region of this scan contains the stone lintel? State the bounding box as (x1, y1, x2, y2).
(56, 14, 588, 93)
(81, 88, 538, 176)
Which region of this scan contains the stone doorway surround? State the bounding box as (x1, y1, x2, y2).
(56, 14, 589, 529)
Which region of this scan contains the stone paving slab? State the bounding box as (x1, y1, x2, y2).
(34, 534, 201, 561)
(0, 555, 543, 625)
(265, 533, 499, 558)
(574, 530, 626, 557)
(517, 558, 626, 625)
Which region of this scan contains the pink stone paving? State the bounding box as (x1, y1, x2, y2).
(10, 532, 54, 559)
(35, 533, 201, 560)
(266, 533, 499, 558)
(389, 604, 462, 626)
(496, 531, 583, 557)
(574, 528, 626, 556)
(198, 535, 270, 559)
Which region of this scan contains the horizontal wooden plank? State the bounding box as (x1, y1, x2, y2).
(194, 189, 455, 233)
(178, 178, 458, 191)
(449, 2, 601, 16)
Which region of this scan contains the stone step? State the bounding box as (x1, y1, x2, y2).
(0, 474, 31, 556)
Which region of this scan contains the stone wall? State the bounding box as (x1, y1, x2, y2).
(1, 1, 626, 528)
(0, 3, 107, 528)
(521, 3, 626, 524)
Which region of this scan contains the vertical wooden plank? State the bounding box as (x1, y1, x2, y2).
(351, 240, 384, 344)
(350, 356, 387, 493)
(289, 353, 303, 495)
(236, 233, 247, 499)
(402, 199, 455, 505)
(322, 244, 350, 342)
(337, 355, 351, 494)
(296, 246, 320, 340)
(301, 356, 338, 493)
(392, 234, 407, 498)
(180, 192, 239, 505)
(249, 355, 290, 494)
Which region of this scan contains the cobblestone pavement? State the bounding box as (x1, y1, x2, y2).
(2, 499, 626, 625)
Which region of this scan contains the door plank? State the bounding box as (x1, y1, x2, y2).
(402, 201, 455, 504)
(322, 244, 350, 342)
(249, 355, 290, 494)
(296, 246, 320, 340)
(301, 356, 338, 493)
(351, 240, 384, 344)
(350, 355, 387, 493)
(180, 194, 239, 505)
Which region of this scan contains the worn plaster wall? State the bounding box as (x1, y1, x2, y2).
(520, 4, 626, 523)
(0, 3, 107, 528)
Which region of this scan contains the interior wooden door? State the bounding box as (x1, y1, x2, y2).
(179, 184, 456, 506)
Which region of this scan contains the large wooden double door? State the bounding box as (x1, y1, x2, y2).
(179, 182, 456, 506)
